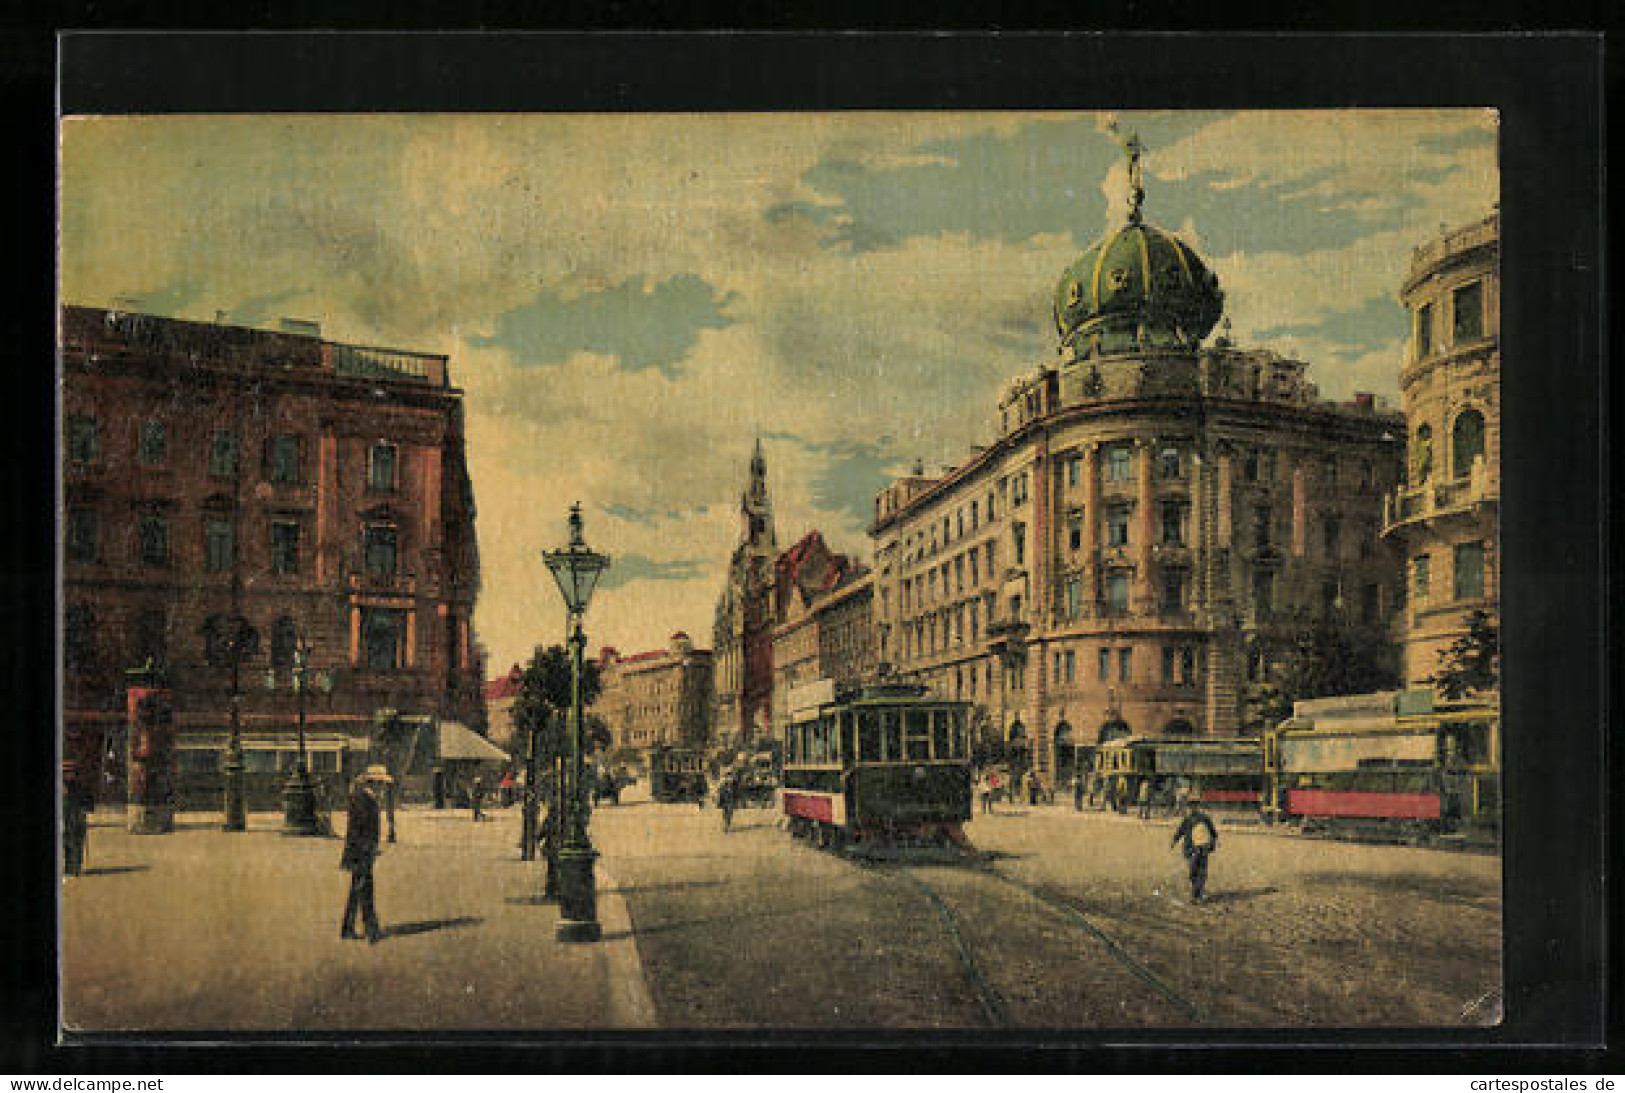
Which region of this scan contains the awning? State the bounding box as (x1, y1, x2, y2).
(438, 721, 510, 762)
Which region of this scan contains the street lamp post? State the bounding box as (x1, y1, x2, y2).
(543, 503, 610, 943)
(221, 618, 254, 831)
(271, 638, 329, 837)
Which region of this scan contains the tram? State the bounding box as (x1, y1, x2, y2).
(1262, 689, 1499, 842)
(780, 680, 974, 850)
(1090, 735, 1262, 810)
(648, 744, 708, 803)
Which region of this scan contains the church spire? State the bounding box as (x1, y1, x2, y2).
(1105, 120, 1147, 225)
(741, 438, 775, 551)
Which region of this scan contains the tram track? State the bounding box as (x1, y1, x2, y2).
(855, 851, 1203, 1027)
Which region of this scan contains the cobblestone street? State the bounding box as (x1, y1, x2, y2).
(62, 786, 1501, 1032)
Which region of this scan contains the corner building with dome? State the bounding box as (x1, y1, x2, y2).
(868, 146, 1407, 786)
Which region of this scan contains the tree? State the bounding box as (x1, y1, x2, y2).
(1245, 615, 1400, 732)
(513, 643, 604, 762)
(1430, 609, 1499, 699)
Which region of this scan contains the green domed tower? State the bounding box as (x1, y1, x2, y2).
(1054, 132, 1224, 359)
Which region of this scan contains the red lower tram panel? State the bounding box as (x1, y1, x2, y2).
(1287, 788, 1441, 820)
(783, 791, 834, 823)
(1199, 789, 1259, 804)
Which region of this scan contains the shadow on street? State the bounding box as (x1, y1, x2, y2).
(602, 879, 729, 896)
(381, 916, 482, 939)
(1201, 886, 1279, 905)
(78, 865, 151, 876)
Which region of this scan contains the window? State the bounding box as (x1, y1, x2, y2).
(361, 607, 408, 671)
(1413, 424, 1434, 483)
(1162, 646, 1177, 683)
(1068, 512, 1084, 551)
(138, 421, 168, 466)
(1452, 281, 1484, 343)
(1161, 568, 1185, 613)
(1160, 499, 1184, 545)
(1413, 555, 1431, 603)
(268, 435, 301, 485)
(1064, 650, 1076, 683)
(135, 608, 167, 670)
(986, 490, 996, 522)
(968, 601, 979, 641)
(1253, 505, 1273, 550)
(1322, 516, 1341, 560)
(905, 710, 932, 761)
(1105, 504, 1131, 548)
(270, 617, 298, 671)
(883, 711, 902, 763)
(1179, 647, 1195, 685)
(969, 551, 979, 586)
(1052, 651, 1063, 684)
(364, 525, 398, 580)
(1067, 456, 1082, 488)
(67, 415, 98, 463)
(178, 749, 221, 774)
(1244, 448, 1260, 482)
(1454, 542, 1485, 601)
(139, 513, 169, 567)
(1117, 647, 1132, 683)
(1157, 446, 1182, 479)
(64, 604, 95, 671)
(204, 516, 234, 572)
(1064, 577, 1083, 619)
(1012, 473, 1029, 506)
(1012, 522, 1026, 566)
(1253, 568, 1275, 613)
(1106, 447, 1133, 482)
(66, 507, 98, 563)
(858, 713, 881, 762)
(202, 614, 231, 668)
(954, 554, 964, 593)
(1098, 647, 1111, 682)
(209, 431, 240, 477)
(1452, 410, 1486, 479)
(1415, 302, 1434, 358)
(970, 500, 979, 530)
(1105, 570, 1130, 613)
(270, 521, 300, 575)
(1008, 594, 1022, 620)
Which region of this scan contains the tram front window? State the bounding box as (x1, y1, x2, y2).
(839, 712, 855, 763)
(905, 710, 932, 761)
(931, 709, 950, 760)
(858, 712, 881, 762)
(883, 712, 902, 762)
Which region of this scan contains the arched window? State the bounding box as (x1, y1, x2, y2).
(1451, 409, 1486, 480)
(1412, 424, 1433, 483)
(1053, 722, 1076, 782)
(1098, 717, 1130, 744)
(1163, 717, 1197, 736)
(270, 616, 299, 671)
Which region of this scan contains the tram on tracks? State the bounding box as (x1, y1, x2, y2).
(1261, 689, 1499, 842)
(780, 680, 974, 851)
(648, 744, 708, 803)
(1090, 735, 1263, 810)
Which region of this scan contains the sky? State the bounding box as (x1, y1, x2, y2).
(59, 110, 1499, 672)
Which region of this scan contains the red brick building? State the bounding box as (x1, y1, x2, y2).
(61, 306, 484, 805)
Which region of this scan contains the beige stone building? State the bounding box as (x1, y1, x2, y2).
(1382, 213, 1500, 686)
(869, 148, 1405, 787)
(595, 633, 714, 755)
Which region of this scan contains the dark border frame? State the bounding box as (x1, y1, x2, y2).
(6, 30, 1608, 1071)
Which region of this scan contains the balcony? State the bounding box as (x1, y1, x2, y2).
(1381, 460, 1495, 536)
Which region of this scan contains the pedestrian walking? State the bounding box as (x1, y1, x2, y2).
(1170, 800, 1219, 904)
(340, 776, 384, 943)
(988, 771, 1002, 812)
(1137, 779, 1153, 819)
(471, 776, 486, 822)
(1072, 772, 1084, 812)
(977, 770, 992, 814)
(62, 764, 91, 877)
(719, 775, 737, 832)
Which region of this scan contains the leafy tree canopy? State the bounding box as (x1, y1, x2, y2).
(1430, 609, 1499, 699)
(514, 643, 603, 760)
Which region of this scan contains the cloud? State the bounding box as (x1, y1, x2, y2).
(596, 552, 710, 591)
(467, 274, 740, 377)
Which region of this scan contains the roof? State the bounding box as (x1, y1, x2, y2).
(483, 665, 525, 701)
(438, 721, 510, 762)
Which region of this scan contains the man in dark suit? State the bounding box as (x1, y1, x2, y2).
(340, 776, 383, 942)
(1170, 800, 1220, 904)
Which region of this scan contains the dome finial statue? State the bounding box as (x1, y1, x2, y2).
(1105, 120, 1147, 225)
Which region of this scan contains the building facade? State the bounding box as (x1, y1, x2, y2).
(711, 441, 777, 749)
(868, 148, 1405, 787)
(768, 531, 873, 735)
(1382, 213, 1500, 686)
(61, 306, 485, 804)
(595, 633, 715, 755)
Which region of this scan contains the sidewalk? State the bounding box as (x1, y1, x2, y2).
(61, 806, 652, 1033)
